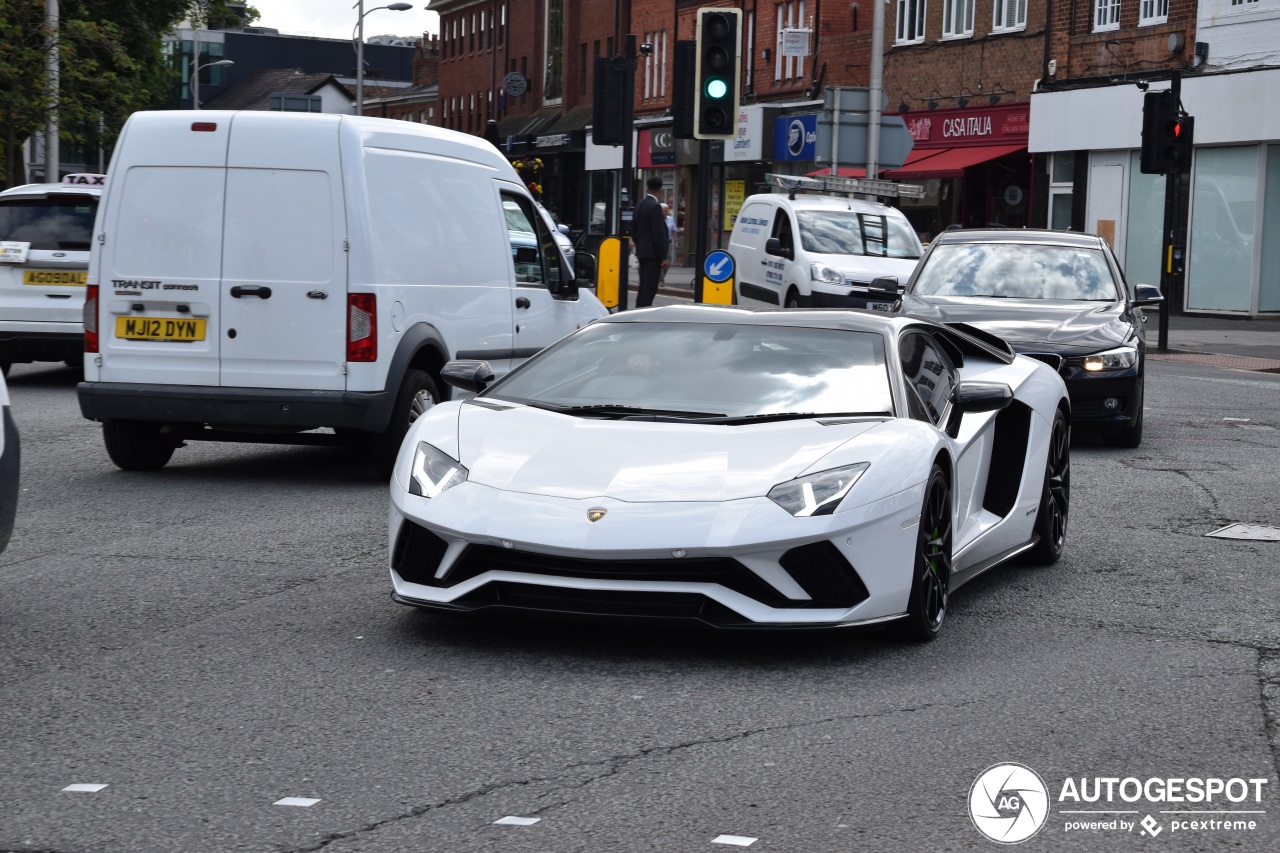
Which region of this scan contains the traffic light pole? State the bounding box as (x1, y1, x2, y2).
(617, 35, 637, 311)
(694, 139, 711, 302)
(1158, 71, 1182, 352)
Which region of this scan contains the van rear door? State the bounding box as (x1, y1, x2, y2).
(220, 113, 347, 390)
(97, 115, 229, 386)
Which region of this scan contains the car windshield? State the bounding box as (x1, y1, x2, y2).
(0, 196, 97, 250)
(796, 210, 922, 260)
(485, 321, 894, 419)
(912, 242, 1121, 301)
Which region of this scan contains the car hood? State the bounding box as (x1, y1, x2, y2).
(454, 403, 882, 502)
(900, 295, 1135, 353)
(811, 253, 919, 284)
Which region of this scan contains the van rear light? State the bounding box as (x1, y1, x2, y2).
(191, 122, 217, 132)
(347, 293, 376, 362)
(84, 284, 99, 353)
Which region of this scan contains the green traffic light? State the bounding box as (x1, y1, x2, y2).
(705, 77, 728, 100)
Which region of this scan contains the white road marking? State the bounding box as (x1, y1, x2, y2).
(1206, 523, 1280, 541)
(712, 835, 758, 846)
(61, 783, 107, 793)
(494, 815, 540, 825)
(273, 797, 320, 807)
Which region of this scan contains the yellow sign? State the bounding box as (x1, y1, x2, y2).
(723, 180, 746, 231)
(702, 276, 734, 305)
(115, 316, 206, 342)
(595, 237, 621, 308)
(23, 269, 87, 286)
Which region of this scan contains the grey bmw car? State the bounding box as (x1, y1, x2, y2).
(891, 229, 1162, 447)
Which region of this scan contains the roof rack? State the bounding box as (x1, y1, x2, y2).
(766, 172, 926, 201)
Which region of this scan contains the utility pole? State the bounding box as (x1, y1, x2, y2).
(44, 0, 59, 181)
(867, 0, 885, 180)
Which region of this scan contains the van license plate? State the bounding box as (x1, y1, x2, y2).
(115, 316, 206, 342)
(23, 269, 87, 286)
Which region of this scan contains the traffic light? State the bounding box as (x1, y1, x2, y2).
(1140, 91, 1194, 174)
(593, 57, 627, 146)
(694, 8, 741, 140)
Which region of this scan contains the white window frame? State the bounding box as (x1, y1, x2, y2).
(1094, 0, 1121, 31)
(993, 0, 1027, 32)
(943, 0, 975, 38)
(643, 30, 668, 101)
(775, 2, 807, 82)
(896, 0, 927, 45)
(1139, 0, 1168, 24)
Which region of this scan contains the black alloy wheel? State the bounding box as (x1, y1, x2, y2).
(901, 464, 952, 642)
(1029, 409, 1071, 564)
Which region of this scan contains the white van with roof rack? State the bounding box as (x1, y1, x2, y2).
(729, 173, 924, 311)
(77, 111, 604, 475)
(0, 173, 105, 375)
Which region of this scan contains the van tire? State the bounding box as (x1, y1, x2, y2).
(374, 368, 440, 477)
(103, 420, 176, 471)
(784, 289, 802, 309)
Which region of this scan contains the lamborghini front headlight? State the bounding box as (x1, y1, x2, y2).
(767, 463, 870, 517)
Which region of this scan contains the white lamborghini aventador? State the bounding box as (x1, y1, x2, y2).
(388, 305, 1071, 640)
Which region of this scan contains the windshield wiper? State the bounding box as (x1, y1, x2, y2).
(704, 411, 890, 425)
(522, 402, 727, 421)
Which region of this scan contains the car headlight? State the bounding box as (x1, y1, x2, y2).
(409, 441, 469, 498)
(1082, 345, 1138, 372)
(768, 463, 870, 517)
(810, 263, 844, 284)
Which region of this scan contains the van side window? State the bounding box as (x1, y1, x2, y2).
(502, 193, 564, 290)
(770, 210, 795, 255)
(899, 332, 957, 426)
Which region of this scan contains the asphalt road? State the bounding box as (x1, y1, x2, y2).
(1, 358, 1278, 852)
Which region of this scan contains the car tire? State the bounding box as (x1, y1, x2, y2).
(784, 289, 802, 309)
(102, 420, 176, 471)
(374, 368, 439, 478)
(1028, 408, 1070, 565)
(1103, 403, 1143, 448)
(899, 464, 952, 642)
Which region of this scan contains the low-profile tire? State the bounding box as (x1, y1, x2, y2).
(1103, 405, 1143, 448)
(1028, 408, 1071, 565)
(374, 368, 440, 478)
(899, 464, 952, 642)
(102, 420, 176, 471)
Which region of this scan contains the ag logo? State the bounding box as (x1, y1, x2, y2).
(586, 508, 607, 523)
(787, 119, 806, 157)
(968, 763, 1050, 844)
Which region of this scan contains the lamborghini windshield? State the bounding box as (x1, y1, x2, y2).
(486, 321, 894, 420)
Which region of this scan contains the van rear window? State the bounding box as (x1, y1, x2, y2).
(0, 196, 97, 250)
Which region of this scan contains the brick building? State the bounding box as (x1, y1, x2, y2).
(361, 36, 442, 124)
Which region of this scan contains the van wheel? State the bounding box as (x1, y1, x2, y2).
(374, 368, 440, 478)
(103, 420, 176, 471)
(784, 290, 802, 309)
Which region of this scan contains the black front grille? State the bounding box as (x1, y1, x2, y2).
(452, 582, 751, 625)
(392, 522, 450, 586)
(778, 541, 870, 608)
(444, 545, 801, 606)
(1022, 352, 1065, 373)
(1073, 396, 1127, 418)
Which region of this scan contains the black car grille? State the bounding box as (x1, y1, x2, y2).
(392, 522, 871, 612)
(1073, 396, 1128, 418)
(1021, 352, 1065, 373)
(983, 402, 1032, 517)
(778, 541, 870, 608)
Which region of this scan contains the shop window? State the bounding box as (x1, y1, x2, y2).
(1094, 0, 1120, 32)
(1125, 153, 1164, 296)
(993, 0, 1026, 32)
(1188, 146, 1257, 312)
(1260, 146, 1280, 311)
(943, 0, 974, 38)
(896, 0, 926, 45)
(776, 2, 808, 81)
(1139, 0, 1168, 24)
(1049, 152, 1075, 231)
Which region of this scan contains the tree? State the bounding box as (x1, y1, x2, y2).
(0, 1, 258, 188)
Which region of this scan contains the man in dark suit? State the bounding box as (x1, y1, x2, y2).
(631, 176, 670, 308)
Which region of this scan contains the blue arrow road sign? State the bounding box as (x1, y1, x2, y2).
(704, 250, 735, 283)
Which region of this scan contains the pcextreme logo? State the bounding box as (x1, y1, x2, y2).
(969, 764, 1270, 844)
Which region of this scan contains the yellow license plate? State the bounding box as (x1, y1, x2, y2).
(115, 316, 206, 342)
(23, 269, 87, 286)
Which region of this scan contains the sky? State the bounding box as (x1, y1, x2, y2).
(254, 0, 439, 41)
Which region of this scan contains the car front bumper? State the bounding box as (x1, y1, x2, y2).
(388, 477, 925, 628)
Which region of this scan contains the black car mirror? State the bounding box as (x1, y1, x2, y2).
(765, 237, 794, 261)
(441, 360, 495, 394)
(870, 276, 901, 294)
(1133, 283, 1164, 307)
(952, 381, 1014, 414)
(574, 251, 597, 288)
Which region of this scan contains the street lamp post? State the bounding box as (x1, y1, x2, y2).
(191, 58, 234, 110)
(354, 1, 412, 116)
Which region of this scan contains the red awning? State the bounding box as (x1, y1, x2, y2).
(884, 144, 1026, 178)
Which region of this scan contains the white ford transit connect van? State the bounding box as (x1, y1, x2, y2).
(0, 174, 104, 375)
(730, 176, 922, 311)
(77, 111, 605, 474)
